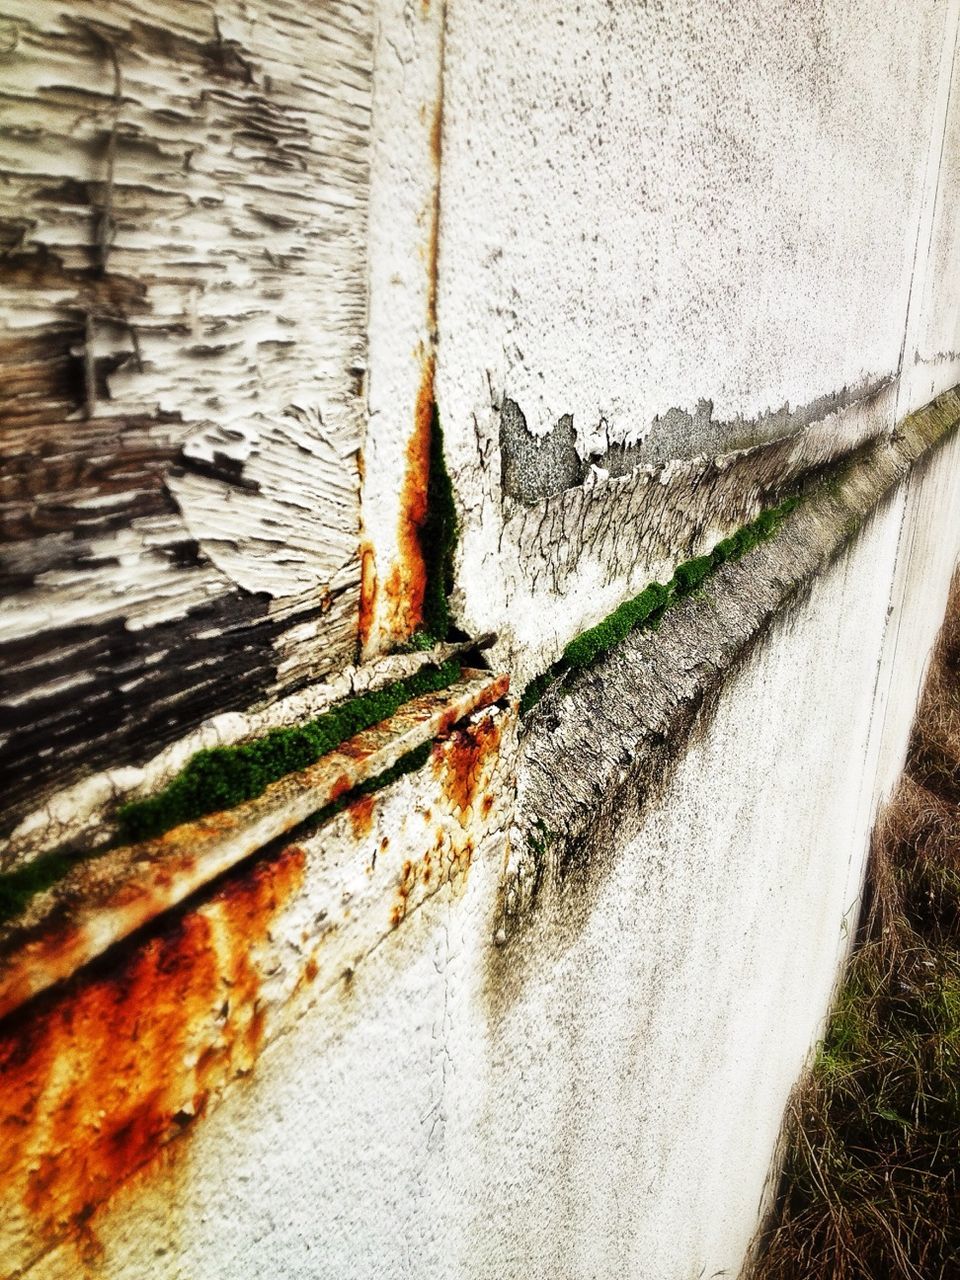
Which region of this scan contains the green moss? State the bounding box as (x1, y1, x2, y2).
(563, 581, 671, 673)
(0, 849, 80, 928)
(519, 493, 801, 717)
(671, 554, 713, 597)
(0, 740, 443, 928)
(117, 658, 461, 842)
(420, 406, 459, 643)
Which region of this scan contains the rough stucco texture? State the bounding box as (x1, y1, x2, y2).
(439, 0, 940, 442)
(435, 0, 949, 681)
(911, 8, 960, 409)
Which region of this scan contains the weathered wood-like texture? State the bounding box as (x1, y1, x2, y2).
(0, 0, 372, 835)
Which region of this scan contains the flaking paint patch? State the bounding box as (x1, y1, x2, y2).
(0, 0, 374, 830)
(0, 844, 305, 1268)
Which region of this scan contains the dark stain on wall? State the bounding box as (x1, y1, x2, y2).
(499, 376, 893, 504)
(0, 589, 333, 840)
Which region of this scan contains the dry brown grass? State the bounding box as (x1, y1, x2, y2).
(754, 575, 960, 1280)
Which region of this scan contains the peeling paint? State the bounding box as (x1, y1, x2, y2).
(499, 377, 894, 505)
(0, 0, 374, 828)
(499, 389, 960, 948)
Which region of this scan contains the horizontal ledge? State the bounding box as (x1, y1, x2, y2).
(0, 667, 510, 1023)
(503, 387, 960, 938)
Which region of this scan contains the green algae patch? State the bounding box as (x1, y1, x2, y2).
(117, 658, 461, 843)
(520, 494, 801, 716)
(0, 849, 79, 928)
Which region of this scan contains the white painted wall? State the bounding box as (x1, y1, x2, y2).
(433, 0, 956, 681)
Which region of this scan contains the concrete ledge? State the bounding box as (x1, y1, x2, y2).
(0, 698, 517, 1274)
(500, 387, 960, 940)
(0, 667, 509, 1022)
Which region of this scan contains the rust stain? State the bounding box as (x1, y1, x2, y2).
(0, 844, 305, 1261)
(434, 712, 504, 817)
(383, 353, 433, 642)
(347, 793, 376, 840)
(381, 71, 445, 650)
(358, 539, 376, 653)
(387, 711, 502, 931)
(328, 773, 354, 805)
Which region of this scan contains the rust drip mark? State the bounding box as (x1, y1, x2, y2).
(387, 711, 502, 932)
(0, 845, 305, 1259)
(388, 822, 478, 931)
(358, 540, 377, 652)
(347, 793, 376, 840)
(434, 712, 505, 820)
(391, 858, 417, 928)
(384, 354, 434, 640)
(381, 52, 445, 648)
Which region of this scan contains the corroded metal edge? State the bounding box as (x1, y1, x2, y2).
(0, 668, 510, 1022)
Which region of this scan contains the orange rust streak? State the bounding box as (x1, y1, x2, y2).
(328, 773, 354, 804)
(0, 845, 305, 1257)
(435, 713, 504, 817)
(384, 354, 433, 643)
(347, 794, 376, 840)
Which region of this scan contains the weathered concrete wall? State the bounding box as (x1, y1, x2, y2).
(2, 1, 960, 1279)
(5, 418, 959, 1280)
(437, 0, 957, 686)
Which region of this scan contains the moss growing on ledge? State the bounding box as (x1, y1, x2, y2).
(117, 658, 461, 843)
(418, 406, 459, 645)
(520, 494, 801, 716)
(0, 722, 450, 929)
(0, 849, 79, 928)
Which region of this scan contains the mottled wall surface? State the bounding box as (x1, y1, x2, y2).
(436, 0, 951, 683)
(0, 0, 372, 831)
(2, 2, 960, 1279)
(908, 12, 960, 411)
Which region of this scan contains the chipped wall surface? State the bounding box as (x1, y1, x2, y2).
(435, 0, 951, 680)
(0, 0, 373, 831)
